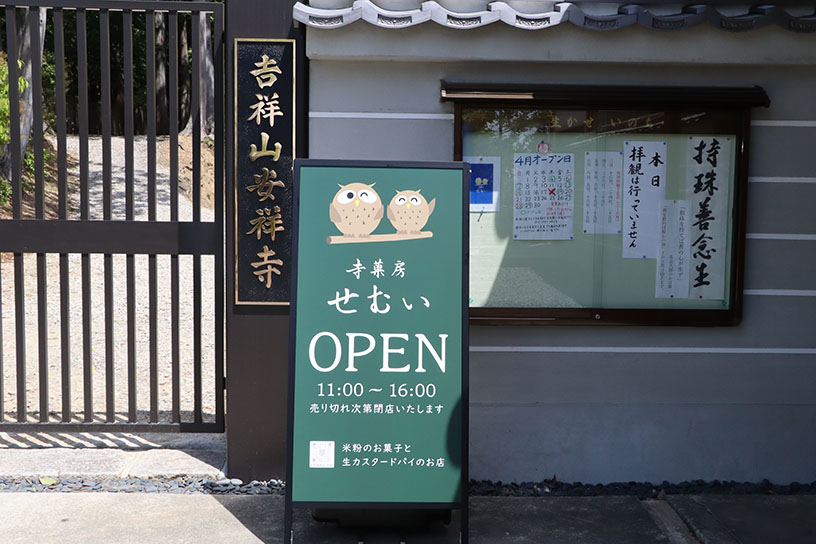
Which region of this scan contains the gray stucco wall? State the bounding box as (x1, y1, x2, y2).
(304, 22, 816, 483)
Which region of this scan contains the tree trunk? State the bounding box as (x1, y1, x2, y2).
(0, 7, 47, 180)
(198, 13, 215, 138)
(154, 12, 169, 134)
(181, 12, 214, 138)
(178, 14, 191, 132)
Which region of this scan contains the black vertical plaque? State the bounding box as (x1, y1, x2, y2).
(234, 39, 295, 305)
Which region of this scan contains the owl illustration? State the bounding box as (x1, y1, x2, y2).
(387, 190, 436, 234)
(329, 183, 383, 237)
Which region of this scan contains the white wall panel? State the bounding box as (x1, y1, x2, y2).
(308, 54, 816, 484)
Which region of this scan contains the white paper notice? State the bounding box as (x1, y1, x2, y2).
(513, 153, 575, 240)
(656, 200, 691, 299)
(687, 136, 731, 300)
(583, 151, 623, 234)
(622, 141, 667, 259)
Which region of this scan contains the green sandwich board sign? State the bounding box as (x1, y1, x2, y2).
(285, 159, 469, 541)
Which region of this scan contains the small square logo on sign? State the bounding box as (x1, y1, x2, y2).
(309, 441, 335, 468)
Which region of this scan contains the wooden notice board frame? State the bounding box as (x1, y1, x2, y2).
(285, 159, 470, 542)
(445, 82, 770, 326)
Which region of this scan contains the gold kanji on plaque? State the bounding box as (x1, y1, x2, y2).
(247, 168, 285, 202)
(249, 54, 282, 89)
(248, 93, 284, 128)
(247, 206, 285, 241)
(250, 245, 283, 288)
(249, 132, 282, 162)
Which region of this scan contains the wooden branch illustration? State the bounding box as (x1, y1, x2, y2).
(327, 231, 433, 245)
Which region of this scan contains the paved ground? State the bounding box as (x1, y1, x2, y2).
(0, 431, 226, 479)
(1, 433, 815, 543)
(2, 492, 816, 544)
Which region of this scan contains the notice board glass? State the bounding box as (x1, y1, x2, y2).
(448, 84, 769, 325)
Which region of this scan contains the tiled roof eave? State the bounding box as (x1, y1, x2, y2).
(293, 1, 816, 32)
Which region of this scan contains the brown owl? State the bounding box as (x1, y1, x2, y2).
(387, 190, 436, 234)
(329, 183, 384, 237)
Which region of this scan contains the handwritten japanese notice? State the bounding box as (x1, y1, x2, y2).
(583, 151, 623, 234)
(234, 39, 295, 305)
(512, 153, 574, 240)
(288, 161, 467, 507)
(687, 136, 731, 299)
(623, 141, 667, 259)
(656, 200, 691, 299)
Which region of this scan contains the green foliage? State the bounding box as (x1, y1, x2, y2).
(0, 53, 30, 206)
(22, 146, 51, 193)
(1, 53, 30, 146)
(1, 53, 54, 207)
(0, 56, 9, 149)
(40, 49, 57, 131)
(0, 176, 9, 207)
(0, 54, 9, 206)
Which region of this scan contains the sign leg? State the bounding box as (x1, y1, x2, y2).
(461, 502, 469, 544)
(284, 496, 293, 543)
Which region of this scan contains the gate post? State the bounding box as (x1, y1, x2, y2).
(225, 0, 307, 480)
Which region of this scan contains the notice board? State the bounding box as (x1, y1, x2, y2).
(285, 160, 469, 539)
(460, 106, 741, 318)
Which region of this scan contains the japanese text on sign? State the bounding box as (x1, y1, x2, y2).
(656, 200, 691, 299)
(687, 136, 731, 299)
(235, 40, 295, 305)
(512, 153, 575, 240)
(623, 141, 667, 259)
(583, 151, 623, 235)
(290, 163, 466, 505)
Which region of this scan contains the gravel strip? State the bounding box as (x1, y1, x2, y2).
(0, 477, 285, 495)
(2, 476, 814, 497)
(469, 479, 816, 499)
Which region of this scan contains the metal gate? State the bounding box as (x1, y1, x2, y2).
(0, 0, 224, 432)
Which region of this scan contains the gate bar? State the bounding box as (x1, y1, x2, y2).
(192, 11, 202, 424)
(213, 4, 225, 431)
(6, 7, 27, 423)
(0, 221, 220, 254)
(169, 10, 181, 424)
(30, 7, 49, 423)
(0, 11, 4, 423)
(123, 9, 136, 422)
(100, 7, 115, 423)
(146, 10, 158, 423)
(77, 8, 93, 422)
(54, 7, 71, 423)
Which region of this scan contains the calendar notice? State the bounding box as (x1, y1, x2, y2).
(513, 153, 575, 241)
